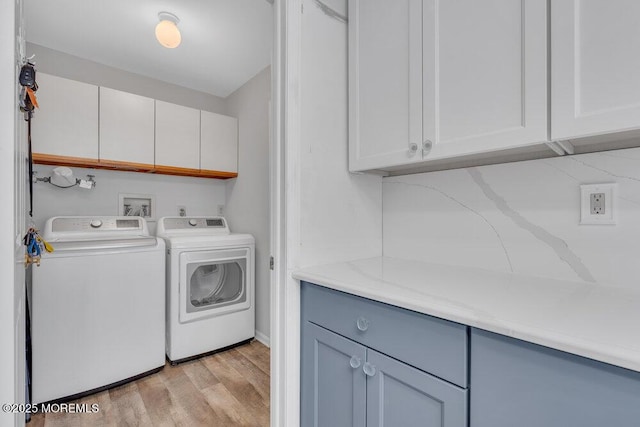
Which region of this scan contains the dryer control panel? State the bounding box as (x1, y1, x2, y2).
(156, 217, 230, 236)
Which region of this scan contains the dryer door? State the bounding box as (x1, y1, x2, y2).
(179, 247, 253, 323)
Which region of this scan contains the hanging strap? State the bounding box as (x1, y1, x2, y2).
(28, 115, 33, 218)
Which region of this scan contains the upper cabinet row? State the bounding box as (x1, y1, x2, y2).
(349, 0, 640, 173)
(32, 73, 238, 177)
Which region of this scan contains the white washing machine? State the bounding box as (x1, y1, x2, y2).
(31, 216, 165, 404)
(156, 216, 255, 363)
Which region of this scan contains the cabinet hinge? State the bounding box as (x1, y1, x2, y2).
(270, 256, 274, 270)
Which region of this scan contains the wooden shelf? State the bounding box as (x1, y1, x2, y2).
(32, 153, 238, 180)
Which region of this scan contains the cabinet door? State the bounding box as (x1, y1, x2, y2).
(31, 73, 99, 159)
(301, 322, 366, 427)
(99, 87, 154, 165)
(200, 111, 238, 173)
(155, 100, 200, 169)
(471, 329, 640, 427)
(426, 0, 547, 161)
(551, 1, 640, 141)
(366, 350, 467, 427)
(348, 0, 423, 172)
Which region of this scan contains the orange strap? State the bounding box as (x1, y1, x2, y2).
(26, 87, 39, 109)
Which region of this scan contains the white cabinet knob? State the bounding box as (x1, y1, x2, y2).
(356, 316, 370, 332)
(423, 140, 433, 153)
(349, 356, 362, 369)
(408, 143, 418, 156)
(363, 362, 376, 377)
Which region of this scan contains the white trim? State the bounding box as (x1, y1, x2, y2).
(269, 0, 285, 426)
(2, 1, 26, 427)
(254, 330, 271, 347)
(270, 0, 302, 425)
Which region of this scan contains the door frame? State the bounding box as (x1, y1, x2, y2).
(2, 1, 27, 426)
(270, 0, 303, 425)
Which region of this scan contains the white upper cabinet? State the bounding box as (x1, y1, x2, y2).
(200, 111, 238, 173)
(349, 0, 548, 172)
(429, 0, 547, 160)
(551, 1, 640, 141)
(99, 87, 155, 165)
(155, 100, 200, 170)
(349, 0, 424, 171)
(32, 73, 99, 159)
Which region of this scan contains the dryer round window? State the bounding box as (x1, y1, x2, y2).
(188, 259, 246, 312)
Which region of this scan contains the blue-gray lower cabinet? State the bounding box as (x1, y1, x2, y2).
(470, 328, 640, 427)
(301, 282, 468, 427)
(366, 349, 467, 427)
(301, 322, 367, 427)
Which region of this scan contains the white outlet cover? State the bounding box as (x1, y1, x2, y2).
(580, 183, 617, 225)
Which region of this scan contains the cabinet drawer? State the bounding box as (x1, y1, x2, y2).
(301, 282, 468, 387)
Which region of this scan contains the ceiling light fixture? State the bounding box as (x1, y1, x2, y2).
(155, 12, 181, 49)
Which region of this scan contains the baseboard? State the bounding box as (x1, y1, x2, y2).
(255, 330, 270, 347)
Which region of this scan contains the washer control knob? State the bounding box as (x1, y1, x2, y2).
(90, 219, 103, 228)
(188, 219, 198, 227)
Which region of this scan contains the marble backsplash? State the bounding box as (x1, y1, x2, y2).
(383, 147, 640, 289)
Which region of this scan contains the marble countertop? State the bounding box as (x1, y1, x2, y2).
(292, 256, 640, 373)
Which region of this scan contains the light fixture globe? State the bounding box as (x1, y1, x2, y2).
(155, 12, 181, 49)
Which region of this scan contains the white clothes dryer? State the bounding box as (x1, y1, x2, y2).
(156, 217, 255, 363)
(31, 216, 165, 404)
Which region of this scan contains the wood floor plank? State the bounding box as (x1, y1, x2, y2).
(225, 349, 270, 404)
(202, 352, 270, 426)
(159, 359, 227, 426)
(135, 369, 177, 427)
(108, 381, 154, 426)
(28, 413, 45, 427)
(39, 405, 83, 427)
(74, 391, 116, 427)
(180, 359, 220, 391)
(236, 341, 270, 375)
(201, 382, 253, 426)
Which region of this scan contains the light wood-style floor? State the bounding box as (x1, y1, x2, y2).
(30, 340, 270, 427)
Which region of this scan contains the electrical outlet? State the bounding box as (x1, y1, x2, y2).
(217, 204, 225, 216)
(178, 206, 186, 217)
(590, 193, 605, 215)
(580, 183, 617, 225)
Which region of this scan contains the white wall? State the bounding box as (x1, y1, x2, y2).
(27, 43, 227, 114)
(1, 1, 27, 426)
(296, 0, 381, 268)
(384, 146, 640, 290)
(225, 67, 271, 344)
(32, 166, 226, 234)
